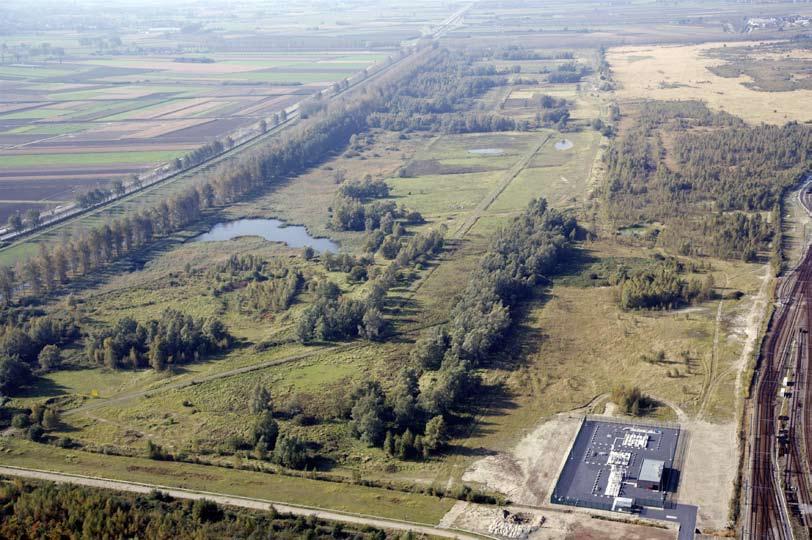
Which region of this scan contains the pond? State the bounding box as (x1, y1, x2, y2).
(555, 139, 574, 151)
(467, 148, 504, 155)
(194, 218, 339, 253)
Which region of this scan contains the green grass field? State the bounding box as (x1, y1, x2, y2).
(0, 108, 67, 120)
(0, 66, 75, 79)
(0, 150, 184, 168)
(5, 123, 89, 135)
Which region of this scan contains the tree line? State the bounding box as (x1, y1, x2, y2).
(0, 314, 78, 395)
(365, 49, 523, 134)
(345, 199, 577, 457)
(0, 478, 392, 539)
(295, 226, 443, 344)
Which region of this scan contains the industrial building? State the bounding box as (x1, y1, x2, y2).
(638, 459, 665, 491)
(551, 417, 682, 513)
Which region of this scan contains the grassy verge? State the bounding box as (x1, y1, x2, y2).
(0, 438, 455, 524)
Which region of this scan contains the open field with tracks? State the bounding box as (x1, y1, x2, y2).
(1, 44, 772, 534)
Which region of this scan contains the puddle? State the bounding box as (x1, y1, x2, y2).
(194, 218, 339, 252)
(555, 139, 574, 151)
(468, 148, 504, 155)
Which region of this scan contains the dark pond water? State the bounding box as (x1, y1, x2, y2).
(194, 218, 339, 253)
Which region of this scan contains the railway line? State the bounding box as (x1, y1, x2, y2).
(745, 176, 812, 539)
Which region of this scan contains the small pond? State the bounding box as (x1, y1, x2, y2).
(194, 218, 339, 253)
(555, 139, 574, 151)
(467, 148, 504, 155)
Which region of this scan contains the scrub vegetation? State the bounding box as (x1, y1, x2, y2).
(2, 0, 812, 537)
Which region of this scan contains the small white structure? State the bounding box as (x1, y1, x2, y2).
(605, 468, 624, 497)
(612, 497, 635, 513)
(622, 432, 649, 449)
(607, 450, 631, 467)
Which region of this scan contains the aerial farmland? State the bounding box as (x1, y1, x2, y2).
(0, 50, 389, 222)
(0, 0, 451, 224)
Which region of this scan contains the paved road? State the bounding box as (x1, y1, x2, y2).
(641, 504, 697, 540)
(0, 465, 489, 540)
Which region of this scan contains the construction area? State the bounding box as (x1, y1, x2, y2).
(551, 417, 683, 512)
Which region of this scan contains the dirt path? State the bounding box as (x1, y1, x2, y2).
(696, 276, 728, 420)
(452, 132, 552, 239)
(650, 395, 689, 424)
(0, 465, 490, 540)
(734, 263, 772, 399)
(395, 131, 552, 314)
(66, 318, 446, 418)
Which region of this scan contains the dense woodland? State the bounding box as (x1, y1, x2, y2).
(0, 313, 79, 394)
(604, 101, 812, 261)
(84, 309, 232, 371)
(297, 227, 444, 343)
(366, 49, 571, 133)
(617, 259, 714, 311)
(0, 479, 392, 539)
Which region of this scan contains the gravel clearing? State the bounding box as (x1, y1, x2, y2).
(442, 501, 677, 540)
(462, 414, 582, 506)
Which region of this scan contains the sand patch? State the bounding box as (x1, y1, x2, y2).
(467, 148, 504, 155)
(462, 414, 582, 506)
(511, 90, 537, 99)
(677, 420, 736, 530)
(84, 58, 283, 75)
(608, 42, 812, 124)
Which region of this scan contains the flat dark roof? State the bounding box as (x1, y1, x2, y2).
(639, 458, 665, 483)
(552, 418, 681, 509)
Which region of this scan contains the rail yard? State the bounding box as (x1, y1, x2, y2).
(745, 180, 812, 539)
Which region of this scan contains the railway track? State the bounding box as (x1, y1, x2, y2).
(786, 310, 812, 533)
(746, 176, 812, 539)
(747, 262, 801, 539)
